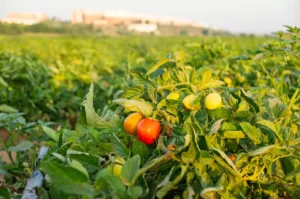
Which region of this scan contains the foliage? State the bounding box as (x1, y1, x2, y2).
(0, 26, 299, 198)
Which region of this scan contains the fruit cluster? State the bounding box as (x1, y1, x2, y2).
(123, 92, 222, 145)
(124, 112, 161, 145)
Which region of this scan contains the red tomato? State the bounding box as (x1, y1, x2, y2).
(137, 118, 161, 145)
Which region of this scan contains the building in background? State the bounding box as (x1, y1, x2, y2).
(0, 12, 48, 25)
(127, 23, 158, 34)
(72, 10, 204, 30)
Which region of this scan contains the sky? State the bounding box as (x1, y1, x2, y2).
(0, 0, 299, 34)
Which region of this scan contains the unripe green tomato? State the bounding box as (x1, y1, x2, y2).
(205, 93, 222, 110)
(107, 157, 125, 177)
(22, 162, 29, 168)
(182, 94, 197, 110)
(107, 164, 123, 177)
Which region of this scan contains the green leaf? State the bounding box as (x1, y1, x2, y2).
(81, 83, 102, 128)
(41, 161, 95, 198)
(240, 122, 262, 144)
(208, 119, 226, 135)
(272, 103, 289, 119)
(147, 85, 157, 104)
(8, 140, 32, 152)
(113, 99, 154, 117)
(122, 86, 144, 99)
(0, 104, 18, 113)
(200, 186, 224, 199)
(240, 88, 260, 113)
(234, 110, 254, 121)
(0, 76, 8, 87)
(186, 172, 195, 199)
(257, 120, 282, 142)
(121, 155, 140, 185)
(157, 167, 177, 188)
(0, 187, 10, 199)
(210, 148, 241, 177)
(253, 53, 266, 60)
(212, 108, 231, 120)
(197, 79, 225, 90)
(223, 131, 245, 139)
(70, 160, 89, 180)
(199, 150, 214, 165)
(230, 55, 250, 61)
(156, 165, 187, 199)
(127, 186, 143, 199)
(175, 50, 185, 62)
(131, 71, 154, 86)
(147, 58, 169, 75)
(95, 169, 128, 198)
(110, 133, 130, 158)
(132, 141, 149, 165)
(202, 69, 212, 84)
(248, 145, 275, 156)
(42, 125, 59, 142)
(220, 122, 240, 131)
(181, 120, 201, 163)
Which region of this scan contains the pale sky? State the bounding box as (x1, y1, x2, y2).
(0, 0, 299, 34)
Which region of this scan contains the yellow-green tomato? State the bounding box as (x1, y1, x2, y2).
(205, 93, 222, 110)
(182, 94, 197, 110)
(107, 163, 123, 177)
(107, 157, 125, 177)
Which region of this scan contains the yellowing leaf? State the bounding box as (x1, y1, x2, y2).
(147, 58, 169, 75)
(113, 98, 154, 117)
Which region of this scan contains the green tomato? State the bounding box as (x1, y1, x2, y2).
(107, 164, 123, 177)
(107, 157, 125, 177)
(182, 94, 197, 110)
(205, 93, 222, 110)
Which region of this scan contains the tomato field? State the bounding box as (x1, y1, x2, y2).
(0, 26, 300, 198)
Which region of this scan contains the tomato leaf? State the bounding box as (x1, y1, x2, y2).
(70, 160, 89, 180)
(0, 104, 18, 113)
(132, 141, 149, 165)
(240, 88, 260, 113)
(42, 125, 59, 142)
(257, 120, 283, 142)
(240, 122, 262, 144)
(147, 58, 169, 75)
(121, 155, 140, 185)
(248, 145, 275, 156)
(8, 140, 32, 152)
(122, 86, 144, 99)
(110, 133, 130, 159)
(41, 161, 95, 198)
(113, 98, 154, 117)
(156, 165, 187, 199)
(208, 118, 226, 135)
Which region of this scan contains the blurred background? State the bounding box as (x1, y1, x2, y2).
(0, 0, 299, 127)
(0, 0, 299, 35)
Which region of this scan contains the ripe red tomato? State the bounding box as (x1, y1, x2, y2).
(137, 118, 161, 145)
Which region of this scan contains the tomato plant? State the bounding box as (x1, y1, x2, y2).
(0, 26, 299, 198)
